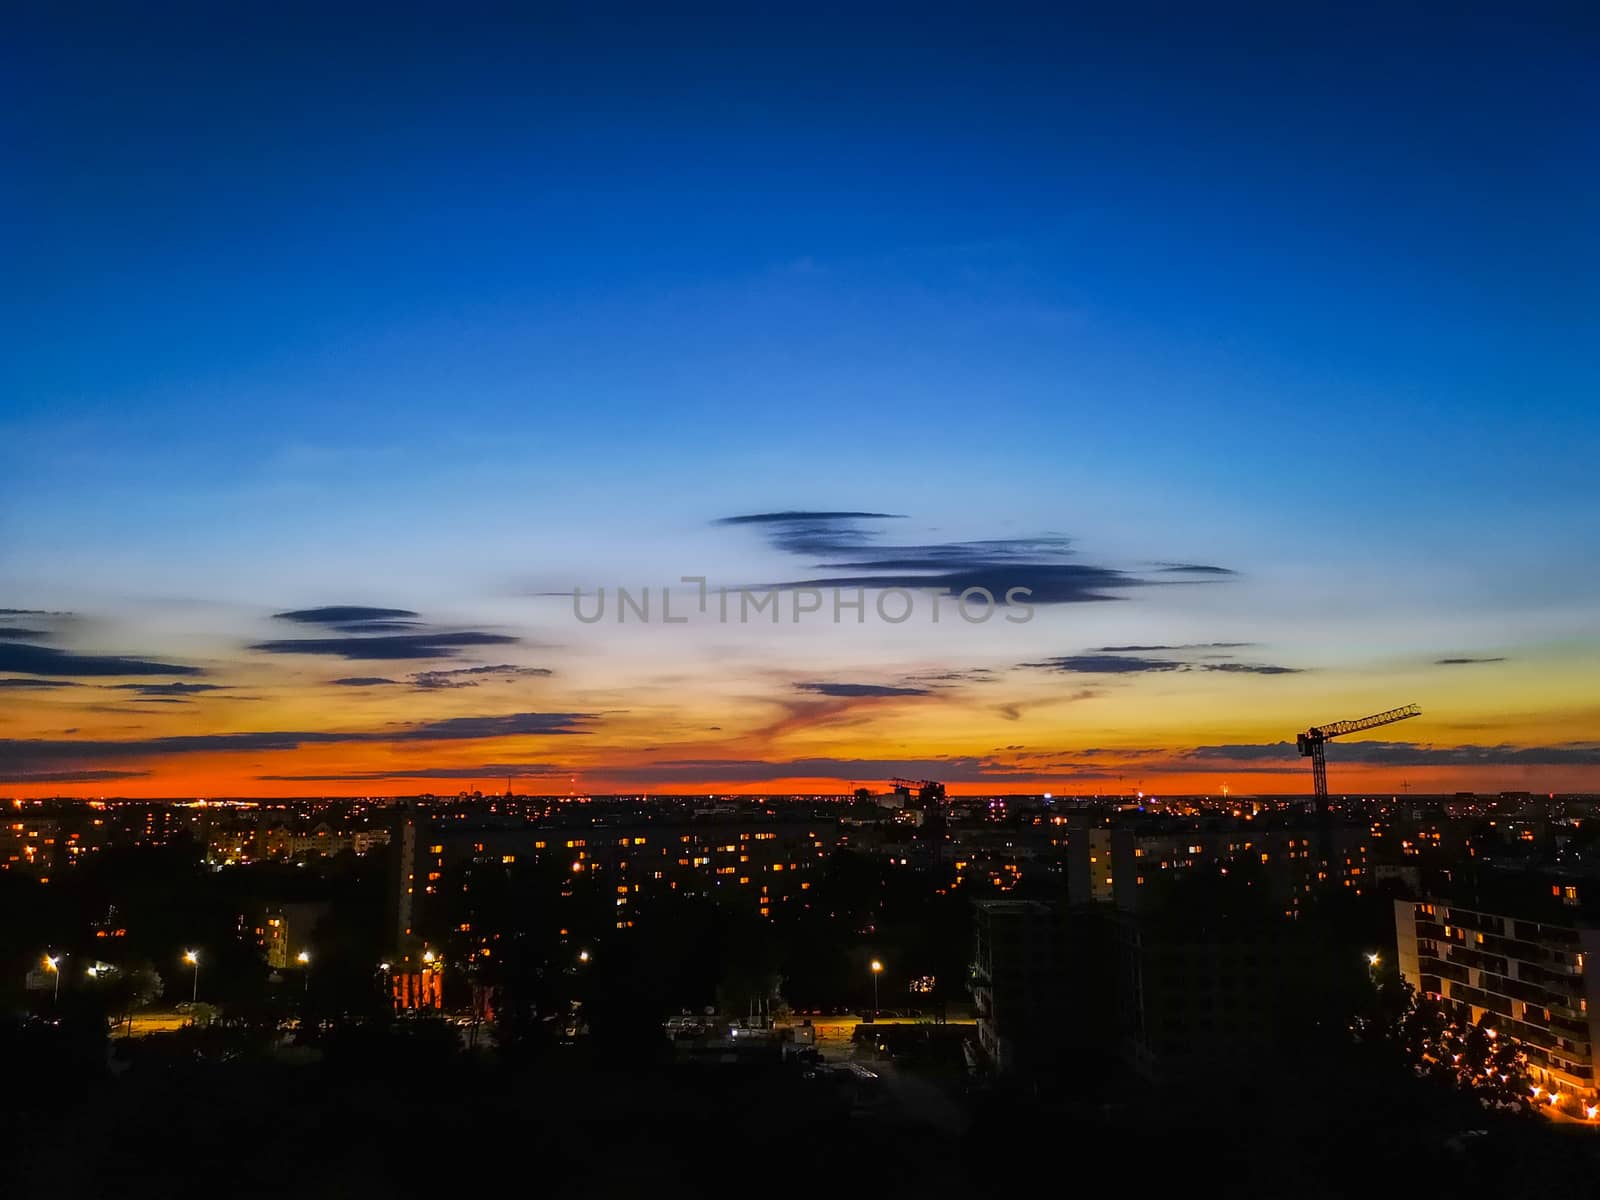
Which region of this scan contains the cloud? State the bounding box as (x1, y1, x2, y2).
(6, 769, 152, 784)
(718, 510, 1231, 605)
(714, 511, 906, 556)
(0, 711, 598, 779)
(0, 627, 51, 640)
(249, 631, 518, 660)
(272, 606, 421, 627)
(410, 664, 553, 689)
(1184, 740, 1600, 767)
(0, 678, 83, 690)
(109, 682, 228, 696)
(258, 762, 568, 782)
(1435, 657, 1508, 666)
(399, 712, 593, 740)
(794, 681, 934, 698)
(910, 668, 999, 684)
(1096, 643, 1254, 652)
(1151, 563, 1238, 576)
(604, 755, 1049, 786)
(1023, 648, 1301, 676)
(0, 643, 203, 678)
(1202, 662, 1303, 675)
(331, 676, 397, 687)
(1024, 654, 1189, 674)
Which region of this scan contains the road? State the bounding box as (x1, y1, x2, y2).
(110, 1011, 191, 1038)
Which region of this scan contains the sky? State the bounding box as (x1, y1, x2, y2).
(2, 3, 1597, 798)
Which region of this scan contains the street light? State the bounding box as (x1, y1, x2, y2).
(870, 960, 883, 1016)
(1367, 952, 1380, 966)
(578, 949, 590, 964)
(297, 950, 310, 993)
(44, 954, 61, 1004)
(183, 950, 200, 1005)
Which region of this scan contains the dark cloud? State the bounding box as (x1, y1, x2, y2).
(1151, 563, 1238, 576)
(774, 564, 1135, 605)
(1184, 741, 1600, 767)
(0, 608, 56, 615)
(1096, 643, 1254, 652)
(718, 511, 1231, 605)
(410, 664, 553, 689)
(715, 511, 905, 556)
(258, 762, 567, 782)
(0, 678, 82, 690)
(400, 712, 591, 740)
(109, 682, 228, 696)
(1202, 662, 1303, 675)
(0, 643, 202, 678)
(1024, 654, 1189, 674)
(794, 681, 934, 698)
(0, 711, 597, 779)
(605, 755, 1050, 786)
(910, 668, 999, 684)
(332, 677, 397, 687)
(0, 627, 51, 640)
(7, 769, 151, 784)
(272, 606, 420, 627)
(1435, 657, 1508, 666)
(1024, 648, 1301, 676)
(249, 631, 518, 660)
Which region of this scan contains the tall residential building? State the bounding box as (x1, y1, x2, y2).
(970, 900, 1068, 1073)
(1395, 896, 1600, 1102)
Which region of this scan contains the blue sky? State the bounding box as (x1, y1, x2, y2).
(1, 3, 1596, 794)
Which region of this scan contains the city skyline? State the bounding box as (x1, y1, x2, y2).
(4, 7, 1596, 798)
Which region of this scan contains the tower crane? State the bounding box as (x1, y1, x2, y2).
(1296, 703, 1420, 815)
(890, 778, 946, 807)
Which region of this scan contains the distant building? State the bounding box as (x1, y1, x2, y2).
(1066, 815, 1370, 917)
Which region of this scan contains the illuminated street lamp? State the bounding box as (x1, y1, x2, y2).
(578, 950, 590, 964)
(297, 950, 311, 992)
(44, 954, 61, 1004)
(870, 959, 883, 1016)
(183, 950, 200, 1004)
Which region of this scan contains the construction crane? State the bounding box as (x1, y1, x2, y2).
(1296, 703, 1420, 815)
(890, 778, 946, 807)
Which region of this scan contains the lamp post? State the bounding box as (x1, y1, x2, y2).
(870, 959, 882, 1017)
(297, 950, 311, 993)
(44, 955, 61, 1004)
(183, 950, 200, 1005)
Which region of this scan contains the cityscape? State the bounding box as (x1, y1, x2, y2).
(5, 4, 1597, 1198)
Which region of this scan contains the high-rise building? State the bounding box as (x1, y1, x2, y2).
(1395, 895, 1600, 1102)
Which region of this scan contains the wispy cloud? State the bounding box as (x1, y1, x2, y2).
(410, 664, 553, 689)
(717, 510, 1234, 605)
(109, 682, 228, 696)
(0, 711, 598, 779)
(794, 681, 934, 698)
(250, 631, 518, 660)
